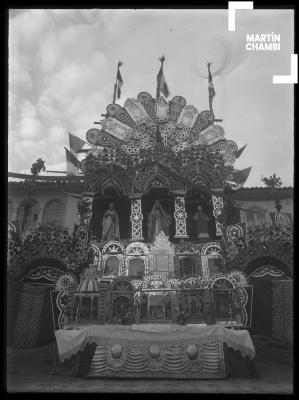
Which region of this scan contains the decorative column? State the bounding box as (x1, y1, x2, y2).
(212, 193, 224, 237)
(78, 192, 94, 227)
(173, 191, 189, 239)
(129, 194, 144, 241)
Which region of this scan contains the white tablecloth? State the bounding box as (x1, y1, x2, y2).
(55, 324, 255, 362)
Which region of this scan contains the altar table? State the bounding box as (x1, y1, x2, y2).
(53, 324, 256, 379)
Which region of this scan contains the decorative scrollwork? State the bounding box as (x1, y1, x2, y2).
(176, 105, 198, 130)
(249, 265, 286, 279)
(106, 103, 122, 117)
(102, 241, 125, 254)
(126, 242, 149, 256)
(201, 241, 222, 256)
(210, 274, 236, 289)
(55, 273, 78, 291)
(274, 212, 291, 231)
(191, 110, 214, 135)
(181, 277, 203, 289)
(142, 273, 171, 289)
(227, 270, 248, 287)
(130, 198, 143, 240)
(86, 128, 101, 146)
(212, 195, 224, 236)
(174, 195, 188, 238)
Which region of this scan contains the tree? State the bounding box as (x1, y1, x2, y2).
(21, 159, 46, 234)
(31, 158, 46, 176)
(261, 173, 282, 190)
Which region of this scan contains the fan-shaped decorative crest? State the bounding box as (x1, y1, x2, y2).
(85, 93, 236, 156)
(80, 92, 244, 191)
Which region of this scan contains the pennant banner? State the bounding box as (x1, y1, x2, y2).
(156, 56, 170, 99)
(230, 167, 252, 191)
(65, 147, 81, 176)
(69, 132, 86, 153)
(208, 62, 216, 102)
(235, 144, 247, 158)
(116, 61, 123, 99)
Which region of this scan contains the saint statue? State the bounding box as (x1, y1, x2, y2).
(101, 203, 120, 242)
(193, 205, 210, 239)
(147, 200, 171, 242)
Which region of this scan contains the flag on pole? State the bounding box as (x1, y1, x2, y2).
(235, 144, 247, 158)
(65, 147, 81, 176)
(116, 61, 123, 99)
(207, 62, 215, 113)
(113, 61, 123, 103)
(156, 55, 170, 100)
(69, 132, 86, 153)
(231, 167, 252, 191)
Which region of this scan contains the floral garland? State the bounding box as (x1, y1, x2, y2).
(81, 145, 233, 189)
(7, 223, 89, 280)
(226, 223, 293, 274)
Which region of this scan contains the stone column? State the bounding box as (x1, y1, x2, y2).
(173, 191, 189, 239)
(129, 194, 144, 241)
(212, 193, 224, 237)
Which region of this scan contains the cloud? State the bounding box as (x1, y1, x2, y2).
(8, 9, 294, 187)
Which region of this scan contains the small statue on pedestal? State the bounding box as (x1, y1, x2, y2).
(193, 205, 210, 239)
(101, 203, 120, 242)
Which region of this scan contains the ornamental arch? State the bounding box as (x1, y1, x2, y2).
(239, 255, 293, 342)
(245, 256, 293, 280)
(228, 241, 293, 278)
(8, 254, 71, 349)
(9, 249, 70, 282)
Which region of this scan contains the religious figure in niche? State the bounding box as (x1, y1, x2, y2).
(147, 200, 171, 242)
(101, 203, 120, 242)
(193, 205, 210, 239)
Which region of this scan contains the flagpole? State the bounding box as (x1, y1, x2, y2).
(113, 66, 117, 105)
(207, 62, 214, 118)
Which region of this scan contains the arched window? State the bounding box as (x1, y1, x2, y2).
(18, 199, 40, 229)
(43, 199, 66, 225)
(8, 199, 15, 222)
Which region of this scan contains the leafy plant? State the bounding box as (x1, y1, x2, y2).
(31, 158, 46, 176)
(261, 173, 282, 190)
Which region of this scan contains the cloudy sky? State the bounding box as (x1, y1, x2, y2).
(9, 9, 294, 187)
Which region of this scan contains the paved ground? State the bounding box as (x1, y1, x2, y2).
(6, 336, 293, 393)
